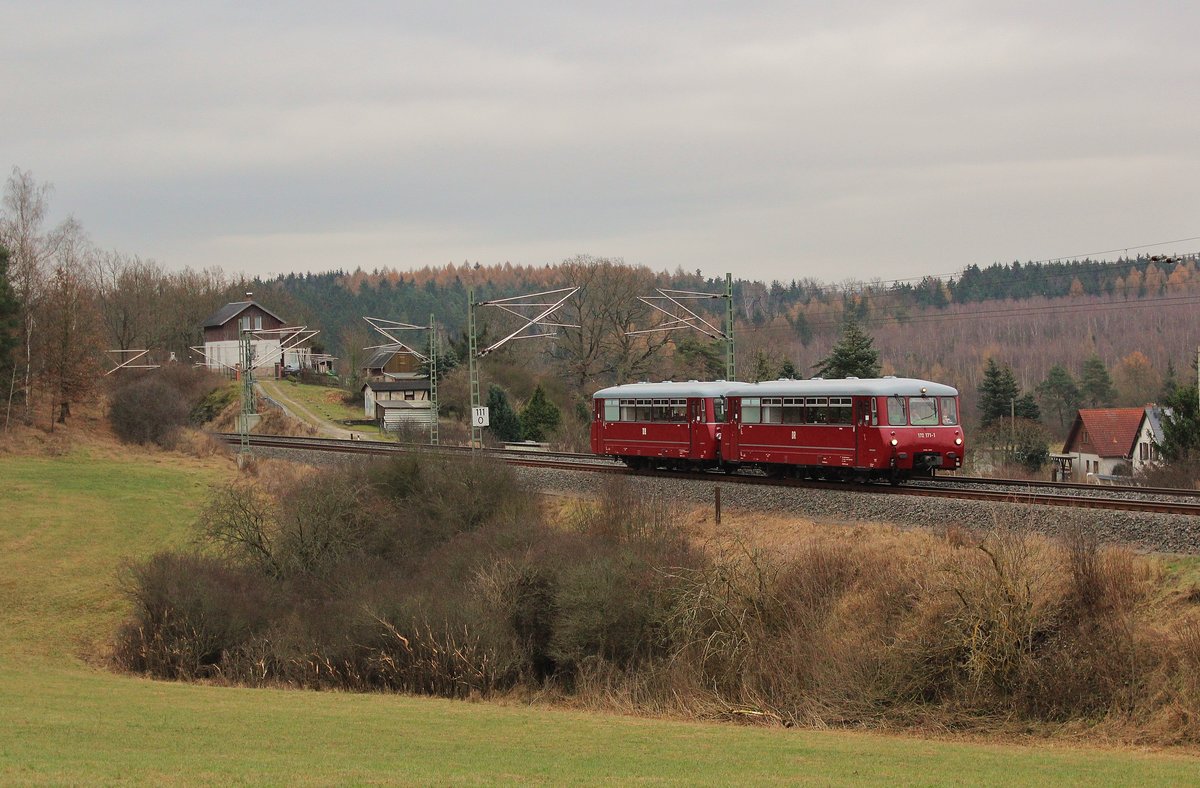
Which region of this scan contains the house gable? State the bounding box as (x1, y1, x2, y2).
(201, 301, 288, 343)
(1062, 408, 1146, 459)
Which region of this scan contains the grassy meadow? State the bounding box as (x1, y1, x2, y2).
(1, 448, 1198, 784)
(258, 379, 364, 426)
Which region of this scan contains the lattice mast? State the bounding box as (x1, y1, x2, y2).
(467, 285, 580, 450)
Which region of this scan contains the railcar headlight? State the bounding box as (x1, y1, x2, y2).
(955, 437, 962, 445)
(890, 438, 898, 446)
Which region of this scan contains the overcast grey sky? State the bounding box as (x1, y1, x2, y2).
(4, 1, 1198, 282)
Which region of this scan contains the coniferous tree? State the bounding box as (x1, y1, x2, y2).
(1079, 354, 1116, 407)
(1158, 383, 1200, 462)
(0, 244, 18, 379)
(485, 384, 523, 442)
(751, 349, 775, 382)
(813, 319, 880, 379)
(778, 358, 799, 379)
(1035, 365, 1081, 429)
(978, 358, 1016, 427)
(1161, 360, 1180, 401)
(519, 384, 561, 442)
(673, 336, 724, 380)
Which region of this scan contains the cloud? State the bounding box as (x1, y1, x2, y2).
(3, 2, 1198, 281)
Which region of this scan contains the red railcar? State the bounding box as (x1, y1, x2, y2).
(590, 381, 746, 469)
(722, 377, 963, 481)
(591, 377, 964, 482)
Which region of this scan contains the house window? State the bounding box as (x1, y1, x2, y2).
(239, 316, 251, 332)
(404, 391, 415, 401)
(254, 316, 263, 330)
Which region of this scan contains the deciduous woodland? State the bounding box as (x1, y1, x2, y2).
(3, 166, 1198, 451)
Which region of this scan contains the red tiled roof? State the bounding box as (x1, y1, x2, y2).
(1064, 408, 1145, 458)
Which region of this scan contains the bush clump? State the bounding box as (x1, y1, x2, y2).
(112, 463, 1200, 745)
(108, 366, 227, 448)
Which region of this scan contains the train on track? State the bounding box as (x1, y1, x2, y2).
(590, 377, 964, 483)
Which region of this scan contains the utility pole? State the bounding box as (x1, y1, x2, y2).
(468, 287, 481, 448)
(467, 286, 580, 451)
(725, 272, 735, 381)
(239, 329, 254, 458)
(429, 314, 439, 446)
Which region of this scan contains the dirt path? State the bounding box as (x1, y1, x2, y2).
(256, 380, 376, 441)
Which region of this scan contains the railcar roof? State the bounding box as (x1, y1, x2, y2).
(736, 377, 959, 397)
(592, 381, 750, 399)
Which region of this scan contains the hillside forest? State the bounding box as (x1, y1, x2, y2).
(2, 166, 1199, 449)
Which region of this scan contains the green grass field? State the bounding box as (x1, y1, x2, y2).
(1, 450, 1197, 784)
(259, 379, 364, 426)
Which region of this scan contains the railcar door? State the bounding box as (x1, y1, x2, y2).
(854, 396, 873, 468)
(688, 398, 704, 458)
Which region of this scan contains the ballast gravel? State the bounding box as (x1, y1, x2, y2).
(513, 466, 1200, 555)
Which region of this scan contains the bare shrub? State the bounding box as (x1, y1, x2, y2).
(109, 367, 227, 447)
(108, 376, 190, 447)
(112, 462, 1200, 745)
(113, 552, 276, 679)
(253, 407, 317, 437)
(1138, 460, 1200, 490)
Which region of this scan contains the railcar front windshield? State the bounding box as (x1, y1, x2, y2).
(909, 397, 939, 426)
(884, 395, 959, 426)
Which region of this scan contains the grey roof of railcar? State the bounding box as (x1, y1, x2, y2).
(737, 377, 958, 398)
(593, 377, 958, 400)
(592, 380, 751, 399)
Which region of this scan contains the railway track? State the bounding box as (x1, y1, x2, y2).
(216, 433, 1200, 517)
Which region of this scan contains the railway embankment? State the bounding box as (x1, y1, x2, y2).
(242, 441, 1200, 554)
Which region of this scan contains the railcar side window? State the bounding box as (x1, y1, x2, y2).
(762, 397, 783, 424)
(636, 399, 652, 421)
(604, 399, 620, 421)
(652, 399, 672, 422)
(742, 397, 761, 423)
(669, 399, 687, 422)
(940, 397, 958, 425)
(620, 399, 636, 421)
(910, 397, 938, 426)
(782, 397, 804, 424)
(828, 396, 853, 424)
(806, 397, 827, 424)
(887, 396, 907, 425)
(714, 397, 726, 423)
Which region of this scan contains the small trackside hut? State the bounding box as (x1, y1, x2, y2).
(590, 381, 747, 470)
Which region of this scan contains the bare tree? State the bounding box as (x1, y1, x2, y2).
(40, 243, 102, 428)
(0, 168, 73, 421)
(92, 251, 166, 352)
(551, 256, 672, 390)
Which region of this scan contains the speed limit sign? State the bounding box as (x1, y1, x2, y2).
(472, 406, 490, 427)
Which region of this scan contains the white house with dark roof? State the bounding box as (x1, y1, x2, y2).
(199, 300, 313, 375)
